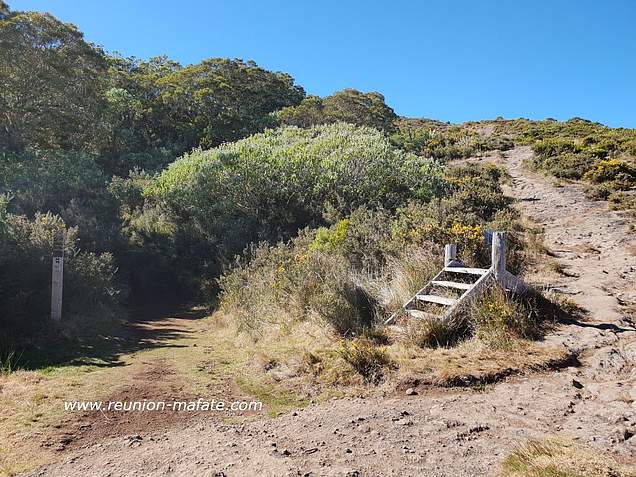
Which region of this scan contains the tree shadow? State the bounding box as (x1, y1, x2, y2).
(15, 302, 210, 371)
(559, 318, 636, 334)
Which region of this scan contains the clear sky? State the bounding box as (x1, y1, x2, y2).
(9, 0, 636, 128)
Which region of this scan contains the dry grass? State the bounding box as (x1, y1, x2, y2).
(405, 317, 464, 348)
(501, 437, 636, 477)
(370, 247, 440, 315)
(389, 337, 570, 386)
(0, 312, 317, 476)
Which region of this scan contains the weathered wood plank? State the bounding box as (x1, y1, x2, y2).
(415, 294, 457, 306)
(431, 280, 472, 290)
(443, 266, 489, 275)
(442, 269, 494, 323)
(444, 244, 457, 267)
(492, 231, 506, 281)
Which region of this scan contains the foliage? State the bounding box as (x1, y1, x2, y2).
(0, 210, 121, 346)
(219, 162, 517, 339)
(277, 89, 397, 132)
(528, 123, 636, 221)
(582, 159, 636, 189)
(0, 2, 310, 329)
(391, 119, 514, 160)
(146, 123, 443, 285)
(0, 149, 120, 251)
(0, 6, 107, 152)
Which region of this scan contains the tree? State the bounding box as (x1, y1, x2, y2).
(0, 7, 108, 152)
(277, 89, 397, 132)
(157, 58, 305, 148)
(323, 89, 397, 132)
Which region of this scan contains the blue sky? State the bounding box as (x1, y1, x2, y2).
(10, 0, 636, 128)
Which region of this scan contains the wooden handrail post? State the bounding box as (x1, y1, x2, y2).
(491, 231, 506, 281)
(444, 244, 457, 267)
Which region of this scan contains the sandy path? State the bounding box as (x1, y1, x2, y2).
(26, 148, 636, 477)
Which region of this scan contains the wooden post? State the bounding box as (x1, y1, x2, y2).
(483, 228, 493, 252)
(444, 244, 457, 267)
(491, 231, 506, 281)
(51, 231, 64, 322)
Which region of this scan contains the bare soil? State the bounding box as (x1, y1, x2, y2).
(22, 147, 636, 476)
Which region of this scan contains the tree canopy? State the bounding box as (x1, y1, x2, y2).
(277, 89, 397, 132)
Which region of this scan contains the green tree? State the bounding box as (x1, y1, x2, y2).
(277, 89, 397, 132)
(157, 58, 305, 149)
(0, 5, 107, 151)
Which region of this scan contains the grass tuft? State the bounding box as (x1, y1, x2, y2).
(502, 437, 636, 477)
(337, 338, 392, 384)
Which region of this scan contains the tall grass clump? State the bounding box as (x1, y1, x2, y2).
(468, 286, 542, 349)
(502, 437, 636, 477)
(337, 338, 392, 384)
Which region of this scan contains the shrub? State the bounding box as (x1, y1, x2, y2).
(0, 210, 122, 347)
(147, 123, 443, 289)
(582, 159, 636, 189)
(390, 123, 509, 161)
(219, 161, 520, 336)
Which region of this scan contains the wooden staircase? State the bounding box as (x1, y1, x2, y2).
(385, 231, 527, 325)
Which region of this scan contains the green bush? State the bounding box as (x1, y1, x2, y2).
(582, 159, 636, 189)
(0, 208, 122, 346)
(218, 161, 520, 338)
(276, 89, 397, 132)
(146, 123, 443, 288)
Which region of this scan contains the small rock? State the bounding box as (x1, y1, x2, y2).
(572, 379, 584, 389)
(405, 388, 417, 396)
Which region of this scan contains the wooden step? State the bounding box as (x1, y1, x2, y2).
(431, 280, 472, 290)
(415, 294, 457, 306)
(444, 266, 489, 276)
(406, 309, 441, 320)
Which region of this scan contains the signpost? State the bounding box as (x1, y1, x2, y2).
(51, 231, 64, 321)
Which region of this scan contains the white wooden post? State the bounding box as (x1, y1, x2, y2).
(444, 244, 457, 267)
(51, 231, 64, 322)
(491, 231, 506, 282)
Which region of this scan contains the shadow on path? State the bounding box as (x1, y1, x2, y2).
(18, 302, 209, 370)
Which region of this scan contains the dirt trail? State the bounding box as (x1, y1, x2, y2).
(26, 147, 636, 476)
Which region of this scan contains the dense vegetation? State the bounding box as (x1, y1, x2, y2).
(218, 162, 518, 337)
(1, 1, 634, 367)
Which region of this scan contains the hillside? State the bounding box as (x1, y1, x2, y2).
(1, 2, 636, 476)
